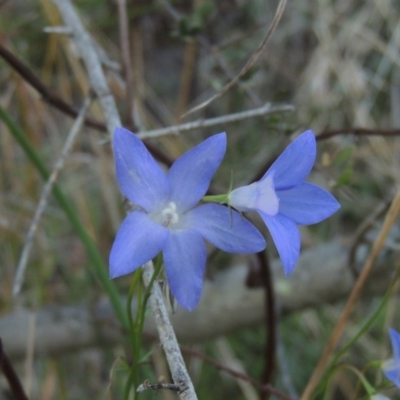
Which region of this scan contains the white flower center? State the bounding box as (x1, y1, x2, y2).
(160, 201, 179, 227)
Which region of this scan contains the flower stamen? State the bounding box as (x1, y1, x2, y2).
(161, 202, 179, 227)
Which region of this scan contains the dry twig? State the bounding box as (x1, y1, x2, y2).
(51, 0, 120, 134)
(182, 0, 288, 117)
(0, 338, 29, 400)
(301, 189, 400, 400)
(137, 379, 185, 393)
(0, 43, 106, 132)
(116, 0, 135, 129)
(13, 97, 92, 297)
(137, 103, 294, 139)
(142, 262, 197, 400)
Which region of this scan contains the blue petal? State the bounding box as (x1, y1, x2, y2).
(383, 367, 400, 389)
(163, 230, 207, 311)
(383, 360, 400, 389)
(382, 329, 400, 389)
(260, 213, 300, 275)
(278, 183, 340, 225)
(109, 211, 169, 278)
(390, 328, 400, 361)
(168, 133, 226, 210)
(113, 127, 170, 212)
(185, 203, 266, 253)
(265, 130, 316, 190)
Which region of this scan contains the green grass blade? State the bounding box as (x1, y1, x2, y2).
(0, 105, 128, 329)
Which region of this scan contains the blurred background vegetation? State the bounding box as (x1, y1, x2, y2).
(1, 0, 400, 399)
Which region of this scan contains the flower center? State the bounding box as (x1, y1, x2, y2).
(160, 201, 179, 227)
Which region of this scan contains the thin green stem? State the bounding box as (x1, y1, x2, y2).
(228, 169, 234, 192)
(123, 369, 136, 400)
(202, 194, 228, 203)
(124, 256, 163, 398)
(127, 269, 142, 347)
(135, 257, 163, 356)
(124, 277, 143, 398)
(323, 364, 375, 400)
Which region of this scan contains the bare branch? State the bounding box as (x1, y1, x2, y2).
(182, 343, 292, 400)
(137, 379, 184, 394)
(52, 0, 121, 133)
(116, 0, 135, 129)
(0, 338, 29, 400)
(137, 103, 294, 139)
(142, 262, 197, 400)
(0, 43, 106, 132)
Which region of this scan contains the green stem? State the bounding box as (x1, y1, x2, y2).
(0, 105, 128, 329)
(323, 364, 375, 400)
(127, 269, 142, 347)
(202, 194, 228, 203)
(134, 257, 163, 356)
(124, 256, 163, 398)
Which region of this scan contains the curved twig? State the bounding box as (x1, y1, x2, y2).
(182, 0, 287, 117)
(0, 338, 29, 400)
(13, 97, 92, 297)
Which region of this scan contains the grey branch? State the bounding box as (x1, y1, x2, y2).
(142, 263, 197, 400)
(137, 379, 183, 393)
(52, 0, 121, 133)
(1, 239, 394, 360)
(137, 103, 294, 139)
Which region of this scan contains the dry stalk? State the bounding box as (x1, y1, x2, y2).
(13, 97, 92, 297)
(301, 188, 400, 400)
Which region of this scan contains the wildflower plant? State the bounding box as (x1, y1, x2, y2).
(109, 127, 265, 310)
(5, 2, 398, 398)
(110, 128, 340, 311)
(227, 130, 340, 275)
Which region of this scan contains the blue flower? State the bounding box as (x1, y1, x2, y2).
(109, 127, 266, 310)
(228, 130, 340, 275)
(382, 328, 400, 389)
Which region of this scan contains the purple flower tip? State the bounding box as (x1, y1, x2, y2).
(382, 328, 400, 389)
(109, 128, 265, 310)
(228, 130, 340, 275)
